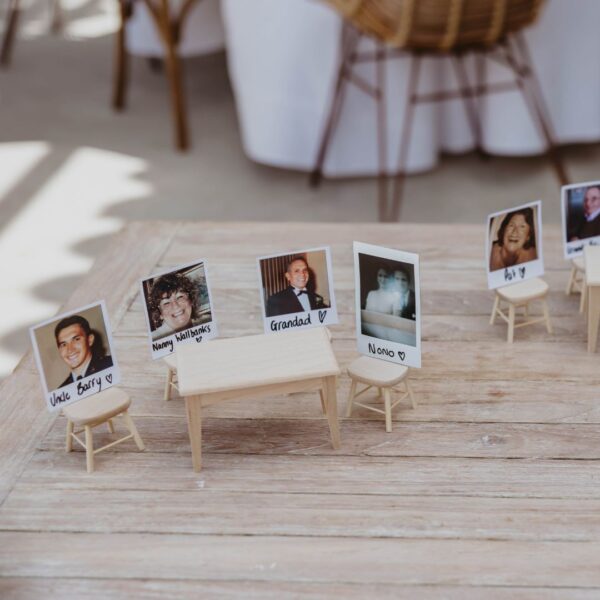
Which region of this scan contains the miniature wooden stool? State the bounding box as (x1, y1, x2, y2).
(490, 277, 552, 343)
(346, 356, 416, 433)
(63, 387, 145, 473)
(163, 354, 179, 401)
(565, 256, 586, 313)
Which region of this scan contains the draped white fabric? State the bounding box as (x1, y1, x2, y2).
(127, 0, 600, 176)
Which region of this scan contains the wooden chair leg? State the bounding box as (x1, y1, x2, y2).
(523, 303, 529, 318)
(164, 368, 173, 401)
(1, 0, 20, 67)
(346, 379, 357, 417)
(112, 0, 130, 110)
(319, 389, 326, 415)
(107, 418, 115, 434)
(566, 266, 576, 295)
(156, 0, 188, 150)
(507, 303, 515, 343)
(84, 425, 94, 473)
(310, 24, 359, 188)
(388, 54, 421, 222)
(383, 388, 392, 433)
(581, 282, 587, 314)
(405, 379, 416, 409)
(542, 299, 553, 334)
(122, 410, 145, 450)
(50, 0, 62, 33)
(490, 295, 499, 325)
(66, 419, 73, 452)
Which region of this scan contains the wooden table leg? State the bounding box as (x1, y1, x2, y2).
(323, 376, 340, 450)
(587, 286, 600, 353)
(185, 395, 202, 471)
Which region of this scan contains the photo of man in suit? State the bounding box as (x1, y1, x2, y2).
(55, 315, 113, 388)
(391, 268, 416, 321)
(569, 185, 600, 241)
(266, 256, 329, 317)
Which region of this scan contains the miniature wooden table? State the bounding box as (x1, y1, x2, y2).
(3, 222, 600, 596)
(584, 245, 600, 352)
(176, 327, 341, 471)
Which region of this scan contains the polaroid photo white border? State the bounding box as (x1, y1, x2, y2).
(561, 180, 600, 259)
(257, 246, 339, 335)
(353, 241, 421, 369)
(29, 300, 121, 413)
(486, 200, 544, 290)
(140, 258, 219, 360)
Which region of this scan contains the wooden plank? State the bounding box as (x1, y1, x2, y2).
(19, 452, 600, 499)
(2, 532, 600, 587)
(0, 222, 180, 505)
(39, 417, 600, 459)
(2, 578, 597, 600)
(4, 486, 600, 541)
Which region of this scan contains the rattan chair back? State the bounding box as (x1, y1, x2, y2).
(326, 0, 544, 50)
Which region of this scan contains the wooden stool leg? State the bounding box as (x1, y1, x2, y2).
(112, 0, 130, 110)
(383, 388, 392, 433)
(66, 420, 73, 452)
(588, 287, 600, 352)
(164, 368, 173, 401)
(566, 266, 576, 295)
(107, 418, 115, 434)
(319, 389, 326, 415)
(405, 379, 416, 410)
(324, 376, 341, 449)
(523, 303, 529, 318)
(346, 379, 357, 417)
(158, 0, 188, 150)
(507, 303, 516, 343)
(84, 425, 94, 473)
(1, 0, 20, 67)
(490, 295, 499, 325)
(581, 282, 587, 314)
(122, 410, 145, 450)
(542, 300, 553, 334)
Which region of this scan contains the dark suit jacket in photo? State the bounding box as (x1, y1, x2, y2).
(573, 214, 600, 241)
(58, 354, 113, 388)
(266, 287, 328, 317)
(394, 290, 416, 321)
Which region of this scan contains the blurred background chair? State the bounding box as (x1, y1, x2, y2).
(1, 0, 62, 66)
(311, 0, 569, 221)
(113, 0, 224, 150)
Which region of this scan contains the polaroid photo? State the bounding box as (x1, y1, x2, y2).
(354, 242, 421, 368)
(258, 247, 339, 334)
(561, 180, 600, 259)
(486, 200, 544, 290)
(30, 300, 121, 412)
(140, 259, 218, 359)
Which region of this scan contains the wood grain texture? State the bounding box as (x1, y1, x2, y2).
(1, 221, 598, 596)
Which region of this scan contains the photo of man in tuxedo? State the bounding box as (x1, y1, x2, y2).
(266, 256, 329, 317)
(391, 268, 417, 321)
(569, 185, 600, 241)
(55, 315, 113, 388)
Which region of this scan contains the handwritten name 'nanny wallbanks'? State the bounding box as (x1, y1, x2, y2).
(152, 324, 212, 352)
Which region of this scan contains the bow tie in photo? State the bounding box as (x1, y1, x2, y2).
(296, 290, 308, 296)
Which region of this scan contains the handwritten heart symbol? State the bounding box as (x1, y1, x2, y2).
(398, 351, 405, 361)
(105, 374, 113, 384)
(318, 310, 327, 323)
(195, 336, 203, 343)
(519, 266, 526, 278)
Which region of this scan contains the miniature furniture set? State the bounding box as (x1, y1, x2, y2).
(176, 327, 341, 472)
(566, 256, 586, 313)
(346, 355, 415, 432)
(490, 277, 552, 343)
(63, 387, 145, 473)
(584, 245, 600, 353)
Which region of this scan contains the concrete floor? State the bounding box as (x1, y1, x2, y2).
(1, 0, 600, 378)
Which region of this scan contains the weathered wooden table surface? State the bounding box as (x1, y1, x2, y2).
(1, 221, 600, 599)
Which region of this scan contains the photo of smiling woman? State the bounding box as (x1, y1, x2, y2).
(489, 206, 538, 272)
(142, 262, 213, 343)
